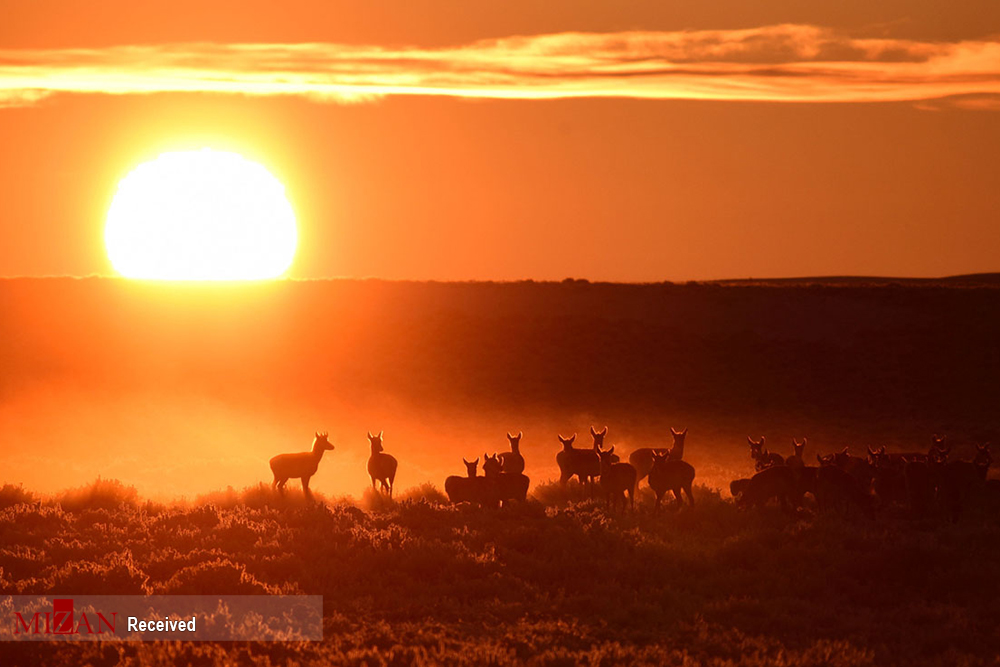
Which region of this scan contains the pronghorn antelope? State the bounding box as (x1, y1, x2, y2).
(366, 431, 398, 498)
(269, 431, 335, 499)
(647, 450, 695, 511)
(629, 427, 686, 487)
(500, 432, 525, 474)
(748, 436, 784, 471)
(736, 465, 801, 511)
(786, 438, 807, 467)
(597, 445, 637, 512)
(590, 426, 621, 463)
(445, 457, 483, 504)
(482, 453, 530, 507)
(556, 434, 601, 487)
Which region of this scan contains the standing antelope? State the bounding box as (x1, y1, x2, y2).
(648, 450, 695, 511)
(748, 436, 784, 471)
(366, 430, 398, 498)
(500, 432, 525, 474)
(445, 457, 482, 504)
(556, 434, 601, 487)
(597, 445, 637, 513)
(482, 452, 530, 507)
(269, 431, 335, 500)
(629, 427, 686, 487)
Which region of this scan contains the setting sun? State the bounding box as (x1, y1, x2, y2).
(105, 149, 297, 280)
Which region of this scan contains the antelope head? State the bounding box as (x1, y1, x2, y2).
(590, 426, 608, 449)
(367, 430, 384, 453)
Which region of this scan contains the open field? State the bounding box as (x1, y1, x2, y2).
(2, 278, 999, 665)
(2, 479, 1000, 666)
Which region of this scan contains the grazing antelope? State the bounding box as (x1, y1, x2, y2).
(445, 457, 483, 504)
(729, 478, 752, 500)
(815, 460, 874, 519)
(597, 446, 637, 513)
(748, 436, 784, 472)
(500, 432, 525, 474)
(647, 450, 695, 511)
(629, 428, 687, 486)
(786, 438, 807, 467)
(269, 431, 335, 500)
(737, 465, 801, 511)
(556, 434, 601, 487)
(482, 453, 530, 507)
(366, 431, 398, 498)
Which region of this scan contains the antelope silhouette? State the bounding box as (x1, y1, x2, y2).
(269, 431, 335, 500)
(748, 436, 783, 471)
(647, 450, 695, 511)
(736, 465, 801, 511)
(445, 457, 482, 504)
(597, 445, 637, 512)
(629, 427, 686, 487)
(500, 432, 525, 474)
(786, 438, 807, 467)
(556, 434, 600, 487)
(366, 430, 398, 498)
(482, 452, 530, 507)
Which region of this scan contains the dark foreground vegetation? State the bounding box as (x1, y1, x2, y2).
(3, 479, 1000, 666)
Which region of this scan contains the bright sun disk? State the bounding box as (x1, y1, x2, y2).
(105, 149, 297, 280)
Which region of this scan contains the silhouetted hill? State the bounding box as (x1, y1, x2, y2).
(2, 277, 997, 420)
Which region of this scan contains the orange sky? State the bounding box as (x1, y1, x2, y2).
(1, 0, 999, 281)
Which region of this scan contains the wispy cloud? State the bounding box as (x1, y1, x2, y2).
(2, 25, 999, 107)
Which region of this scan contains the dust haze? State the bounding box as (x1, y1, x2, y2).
(2, 277, 998, 499)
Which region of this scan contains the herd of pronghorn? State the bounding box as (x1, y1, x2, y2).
(269, 428, 997, 520)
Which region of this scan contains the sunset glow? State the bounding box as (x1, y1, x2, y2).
(104, 149, 297, 280)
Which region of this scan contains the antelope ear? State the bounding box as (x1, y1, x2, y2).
(316, 431, 320, 437)
(747, 436, 754, 445)
(367, 431, 373, 440)
(463, 457, 470, 465)
(507, 432, 514, 440)
(608, 445, 615, 455)
(517, 431, 523, 439)
(802, 438, 807, 446)
(591, 426, 597, 436)
(570, 433, 577, 443)
(867, 445, 876, 455)
(378, 431, 383, 439)
(681, 428, 688, 435)
(601, 426, 608, 436)
(841, 447, 849, 455)
(671, 428, 679, 436)
(473, 457, 479, 465)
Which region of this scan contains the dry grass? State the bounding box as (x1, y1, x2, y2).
(2, 478, 1000, 665)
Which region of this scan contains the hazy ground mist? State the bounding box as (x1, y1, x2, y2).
(2, 277, 998, 498)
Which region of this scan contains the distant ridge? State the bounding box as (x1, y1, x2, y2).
(0, 273, 998, 287)
(704, 273, 1000, 288)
